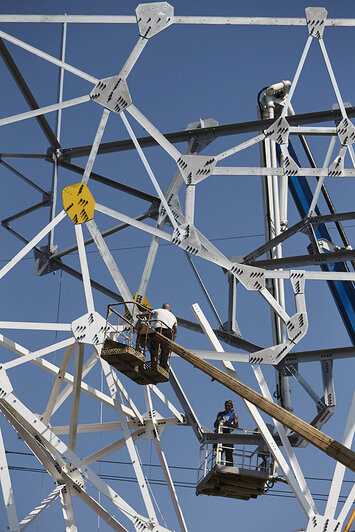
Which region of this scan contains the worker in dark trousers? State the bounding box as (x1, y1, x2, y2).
(214, 400, 238, 465)
(149, 303, 177, 370)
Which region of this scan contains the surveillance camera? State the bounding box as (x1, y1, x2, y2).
(266, 80, 291, 98)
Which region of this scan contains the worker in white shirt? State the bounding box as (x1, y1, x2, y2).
(149, 303, 177, 370)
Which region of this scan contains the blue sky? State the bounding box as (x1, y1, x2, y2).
(0, 1, 354, 531)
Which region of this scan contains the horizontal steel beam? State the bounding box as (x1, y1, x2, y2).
(59, 106, 355, 160)
(308, 211, 355, 223)
(177, 317, 261, 353)
(284, 346, 355, 365)
(250, 249, 355, 269)
(190, 346, 355, 365)
(243, 212, 355, 263)
(1, 15, 355, 27)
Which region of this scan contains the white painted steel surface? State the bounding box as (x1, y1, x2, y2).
(0, 4, 354, 532)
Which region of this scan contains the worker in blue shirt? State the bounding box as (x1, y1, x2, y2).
(214, 400, 238, 465)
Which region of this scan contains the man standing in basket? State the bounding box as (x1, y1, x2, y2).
(149, 303, 177, 370)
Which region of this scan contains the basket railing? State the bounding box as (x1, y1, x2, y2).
(104, 302, 174, 370)
(197, 426, 275, 484)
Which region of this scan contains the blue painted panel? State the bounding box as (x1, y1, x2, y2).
(282, 142, 355, 344)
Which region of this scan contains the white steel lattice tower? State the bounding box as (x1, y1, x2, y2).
(0, 3, 354, 532)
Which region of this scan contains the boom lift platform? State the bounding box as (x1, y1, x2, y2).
(101, 302, 170, 385)
(196, 426, 276, 500)
(151, 329, 355, 473)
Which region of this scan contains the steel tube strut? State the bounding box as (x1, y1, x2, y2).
(60, 105, 355, 160)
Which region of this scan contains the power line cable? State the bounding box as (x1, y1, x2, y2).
(6, 464, 351, 502)
(0, 231, 264, 264)
(1, 223, 354, 264)
(6, 450, 354, 482)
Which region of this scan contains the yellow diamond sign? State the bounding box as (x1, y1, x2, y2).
(62, 183, 95, 224)
(124, 293, 151, 318)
